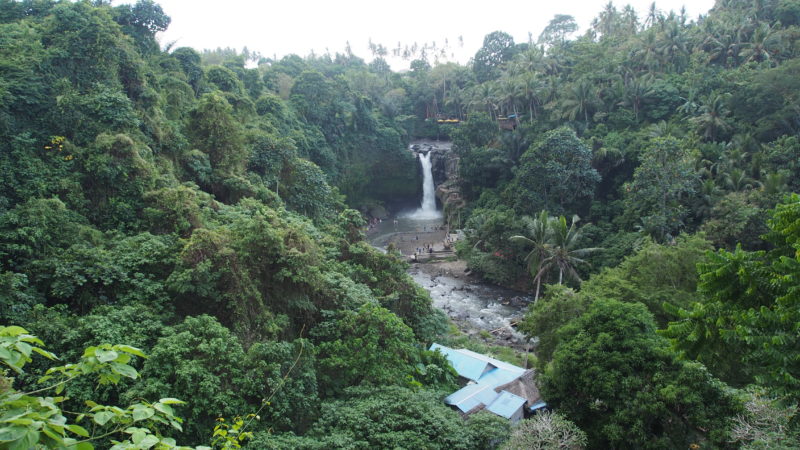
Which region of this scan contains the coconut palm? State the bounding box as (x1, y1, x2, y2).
(657, 21, 689, 71)
(619, 75, 655, 122)
(543, 215, 601, 285)
(694, 178, 721, 220)
(510, 211, 554, 302)
(740, 23, 777, 64)
(517, 72, 545, 122)
(720, 168, 761, 192)
(559, 79, 599, 125)
(690, 93, 732, 141)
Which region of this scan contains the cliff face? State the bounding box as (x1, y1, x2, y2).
(410, 141, 465, 227)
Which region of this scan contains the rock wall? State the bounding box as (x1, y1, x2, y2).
(409, 140, 465, 226)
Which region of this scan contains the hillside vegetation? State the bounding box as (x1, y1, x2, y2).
(1, 0, 799, 448)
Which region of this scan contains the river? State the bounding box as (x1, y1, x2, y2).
(367, 141, 530, 346)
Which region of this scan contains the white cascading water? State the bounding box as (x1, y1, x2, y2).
(407, 151, 442, 219)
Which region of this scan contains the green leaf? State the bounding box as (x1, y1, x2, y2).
(131, 429, 146, 445)
(14, 342, 32, 358)
(31, 347, 56, 360)
(9, 429, 39, 450)
(41, 426, 63, 442)
(5, 419, 33, 426)
(115, 345, 146, 358)
(19, 335, 44, 346)
(153, 403, 173, 417)
(140, 434, 159, 449)
(0, 426, 27, 442)
(75, 442, 94, 450)
(0, 347, 13, 361)
(131, 406, 154, 422)
(110, 362, 138, 379)
(95, 349, 118, 363)
(93, 411, 113, 426)
(66, 424, 90, 437)
(1, 326, 28, 336)
(158, 398, 185, 405)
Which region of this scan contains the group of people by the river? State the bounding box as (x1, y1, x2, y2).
(412, 243, 435, 259)
(365, 216, 382, 231)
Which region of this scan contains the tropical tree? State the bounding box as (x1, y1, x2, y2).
(473, 31, 516, 83)
(538, 14, 578, 48)
(506, 127, 600, 215)
(740, 22, 778, 63)
(502, 411, 587, 450)
(664, 194, 800, 398)
(690, 93, 732, 141)
(541, 299, 740, 448)
(544, 215, 601, 285)
(510, 211, 554, 301)
(625, 136, 697, 241)
(558, 79, 599, 125)
(619, 75, 655, 121)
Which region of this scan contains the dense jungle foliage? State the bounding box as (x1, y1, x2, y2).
(1, 0, 799, 448)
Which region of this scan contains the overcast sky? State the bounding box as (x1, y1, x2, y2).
(116, 0, 717, 69)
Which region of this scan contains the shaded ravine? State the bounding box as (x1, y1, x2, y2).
(368, 140, 530, 346)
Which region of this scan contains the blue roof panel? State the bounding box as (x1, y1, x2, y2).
(445, 384, 499, 413)
(529, 401, 548, 411)
(431, 343, 530, 420)
(486, 391, 526, 419)
(430, 343, 493, 381)
(478, 367, 525, 387)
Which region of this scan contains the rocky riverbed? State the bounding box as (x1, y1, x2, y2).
(408, 259, 531, 349)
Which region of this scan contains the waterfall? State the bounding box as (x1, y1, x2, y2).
(407, 151, 442, 219)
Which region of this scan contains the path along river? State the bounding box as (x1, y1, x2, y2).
(367, 143, 530, 346)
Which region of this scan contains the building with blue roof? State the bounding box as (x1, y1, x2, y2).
(487, 391, 527, 421)
(430, 343, 543, 422)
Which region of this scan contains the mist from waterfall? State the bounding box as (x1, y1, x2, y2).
(405, 151, 442, 219)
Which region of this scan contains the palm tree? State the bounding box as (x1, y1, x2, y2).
(690, 93, 732, 141)
(694, 178, 721, 220)
(657, 21, 689, 71)
(620, 75, 655, 122)
(543, 215, 601, 285)
(720, 168, 760, 192)
(466, 83, 498, 119)
(644, 2, 661, 29)
(517, 72, 545, 122)
(635, 31, 662, 72)
(740, 23, 777, 64)
(494, 75, 520, 119)
(510, 211, 553, 301)
(559, 79, 598, 125)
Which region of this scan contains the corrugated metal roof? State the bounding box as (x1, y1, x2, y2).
(529, 401, 548, 411)
(445, 383, 499, 413)
(448, 347, 526, 374)
(430, 343, 492, 381)
(486, 391, 526, 419)
(431, 343, 533, 421)
(430, 343, 524, 383)
(479, 366, 525, 387)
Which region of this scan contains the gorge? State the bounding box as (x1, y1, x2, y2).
(369, 140, 528, 347)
